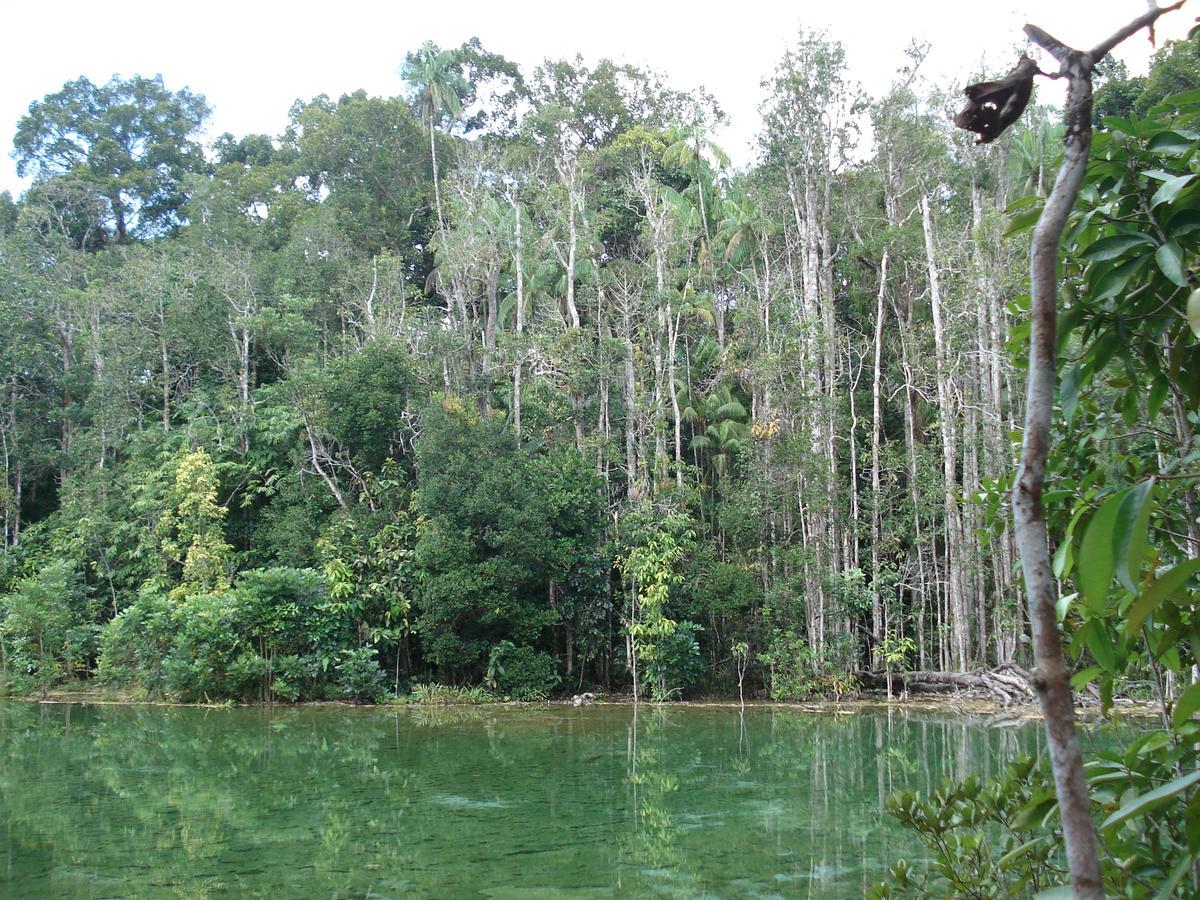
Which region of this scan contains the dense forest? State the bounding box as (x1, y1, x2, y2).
(0, 29, 1197, 713)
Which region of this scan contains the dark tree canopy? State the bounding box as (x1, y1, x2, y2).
(13, 74, 210, 242)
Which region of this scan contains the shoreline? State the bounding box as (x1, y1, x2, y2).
(2, 686, 1162, 720)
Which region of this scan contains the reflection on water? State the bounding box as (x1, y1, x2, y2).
(0, 702, 1125, 897)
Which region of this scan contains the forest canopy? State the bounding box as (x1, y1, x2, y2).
(0, 32, 1197, 721)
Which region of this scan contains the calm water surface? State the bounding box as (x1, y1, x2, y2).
(0, 702, 1123, 898)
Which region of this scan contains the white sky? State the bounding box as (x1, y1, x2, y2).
(0, 0, 1193, 197)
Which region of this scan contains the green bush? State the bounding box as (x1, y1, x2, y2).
(162, 591, 254, 702)
(334, 646, 386, 701)
(406, 683, 498, 705)
(869, 755, 1064, 898)
(269, 654, 314, 702)
(639, 621, 704, 701)
(486, 641, 559, 700)
(0, 560, 86, 696)
(98, 567, 346, 703)
(97, 584, 176, 692)
(759, 630, 859, 701)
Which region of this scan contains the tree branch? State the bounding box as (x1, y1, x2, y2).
(1024, 25, 1074, 65)
(1005, 2, 1190, 897)
(1088, 0, 1188, 63)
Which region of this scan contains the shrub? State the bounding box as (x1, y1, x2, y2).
(485, 641, 559, 700)
(759, 630, 859, 701)
(407, 683, 498, 705)
(161, 592, 252, 702)
(98, 567, 342, 703)
(639, 621, 704, 701)
(334, 646, 386, 701)
(97, 584, 176, 692)
(0, 560, 86, 697)
(870, 756, 1064, 898)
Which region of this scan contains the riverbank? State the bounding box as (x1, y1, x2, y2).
(6, 682, 1162, 721)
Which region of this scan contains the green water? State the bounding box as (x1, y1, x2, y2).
(0, 702, 1112, 898)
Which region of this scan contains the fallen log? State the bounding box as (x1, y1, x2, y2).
(857, 666, 1035, 706)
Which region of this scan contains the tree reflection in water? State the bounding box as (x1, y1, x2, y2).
(0, 702, 1128, 898)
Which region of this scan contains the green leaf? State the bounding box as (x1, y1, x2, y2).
(1078, 492, 1126, 611)
(1148, 131, 1196, 155)
(1149, 88, 1200, 114)
(1035, 887, 1073, 900)
(1188, 288, 1200, 339)
(1053, 539, 1074, 579)
(1102, 116, 1137, 135)
(1156, 240, 1189, 288)
(996, 837, 1044, 869)
(1085, 622, 1118, 672)
(1060, 365, 1082, 421)
(1006, 194, 1043, 212)
(1173, 680, 1200, 728)
(1071, 666, 1102, 690)
(1100, 769, 1200, 830)
(1092, 254, 1147, 302)
(1153, 853, 1193, 900)
(1148, 377, 1170, 417)
(1167, 209, 1200, 238)
(1056, 590, 1074, 623)
(1121, 387, 1139, 426)
(1126, 558, 1200, 637)
(1152, 174, 1195, 208)
(1081, 234, 1155, 261)
(1114, 479, 1155, 594)
(1005, 206, 1044, 236)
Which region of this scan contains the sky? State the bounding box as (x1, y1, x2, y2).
(0, 0, 1193, 197)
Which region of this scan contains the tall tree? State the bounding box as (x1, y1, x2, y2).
(14, 75, 210, 242)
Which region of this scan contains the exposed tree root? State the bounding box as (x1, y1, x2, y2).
(858, 663, 1036, 706)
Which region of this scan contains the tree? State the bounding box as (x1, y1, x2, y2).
(289, 91, 433, 261)
(412, 398, 602, 677)
(960, 5, 1191, 895)
(1094, 36, 1200, 119)
(158, 448, 232, 596)
(401, 39, 522, 233)
(618, 508, 695, 701)
(14, 75, 210, 241)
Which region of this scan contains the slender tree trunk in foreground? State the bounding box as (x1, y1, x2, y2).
(1005, 5, 1186, 895)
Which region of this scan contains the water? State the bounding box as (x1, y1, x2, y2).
(0, 702, 1121, 897)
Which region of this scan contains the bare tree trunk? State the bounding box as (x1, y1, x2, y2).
(870, 251, 889, 663)
(559, 159, 583, 331)
(615, 274, 642, 498)
(922, 192, 968, 670)
(512, 200, 524, 439)
(1013, 63, 1101, 890)
(430, 125, 445, 233)
(998, 8, 1188, 892)
(847, 347, 862, 572)
(668, 307, 683, 488)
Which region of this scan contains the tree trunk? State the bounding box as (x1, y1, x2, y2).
(430, 125, 445, 233)
(870, 251, 889, 664)
(512, 200, 524, 439)
(922, 192, 968, 670)
(1001, 11, 1185, 892)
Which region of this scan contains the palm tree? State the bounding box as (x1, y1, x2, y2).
(402, 42, 468, 233)
(1004, 112, 1064, 197)
(688, 382, 749, 482)
(662, 107, 729, 246)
